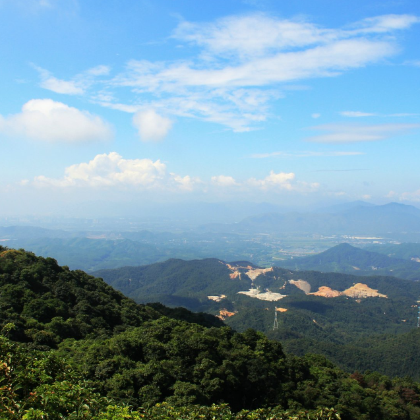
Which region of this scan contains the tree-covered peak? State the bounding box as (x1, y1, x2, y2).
(0, 247, 161, 345)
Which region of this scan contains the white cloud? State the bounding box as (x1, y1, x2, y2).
(118, 39, 394, 90)
(211, 175, 238, 187)
(35, 65, 111, 95)
(174, 14, 337, 59)
(174, 14, 418, 59)
(247, 171, 319, 192)
(41, 77, 85, 95)
(0, 99, 113, 142)
(386, 191, 397, 198)
(350, 14, 419, 34)
(132, 110, 173, 141)
(312, 113, 321, 119)
(340, 111, 377, 117)
(397, 189, 420, 202)
(87, 12, 417, 132)
(341, 110, 420, 118)
(32, 152, 199, 191)
(86, 65, 111, 76)
(27, 153, 319, 195)
(306, 123, 420, 143)
(250, 151, 364, 158)
(248, 171, 295, 190)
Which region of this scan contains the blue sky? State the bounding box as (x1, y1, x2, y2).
(1, 0, 420, 216)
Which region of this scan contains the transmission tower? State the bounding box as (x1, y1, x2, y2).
(417, 300, 420, 328)
(273, 308, 278, 330)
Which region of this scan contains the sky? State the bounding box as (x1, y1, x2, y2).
(1, 0, 420, 217)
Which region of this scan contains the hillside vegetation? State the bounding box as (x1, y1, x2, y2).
(95, 257, 420, 379)
(2, 246, 420, 419)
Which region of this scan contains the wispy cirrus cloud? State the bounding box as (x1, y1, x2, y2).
(34, 64, 110, 95)
(340, 111, 378, 117)
(250, 151, 364, 158)
(305, 123, 420, 143)
(36, 13, 419, 133)
(340, 110, 420, 118)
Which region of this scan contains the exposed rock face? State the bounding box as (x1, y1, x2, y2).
(208, 295, 226, 302)
(245, 267, 273, 281)
(223, 261, 387, 301)
(225, 262, 273, 282)
(238, 288, 286, 301)
(309, 283, 387, 299)
(342, 283, 387, 298)
(289, 279, 311, 294)
(216, 309, 236, 320)
(310, 286, 342, 298)
(225, 263, 242, 279)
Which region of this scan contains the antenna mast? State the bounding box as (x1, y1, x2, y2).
(417, 300, 420, 328)
(273, 308, 278, 330)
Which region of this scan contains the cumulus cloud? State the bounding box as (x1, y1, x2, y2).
(305, 123, 420, 143)
(397, 189, 420, 202)
(0, 99, 113, 142)
(247, 171, 319, 192)
(27, 152, 319, 196)
(211, 175, 238, 187)
(132, 110, 173, 141)
(32, 152, 198, 191)
(1, 99, 112, 142)
(209, 171, 320, 193)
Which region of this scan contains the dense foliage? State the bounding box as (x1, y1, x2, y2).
(0, 247, 162, 346)
(3, 330, 420, 419)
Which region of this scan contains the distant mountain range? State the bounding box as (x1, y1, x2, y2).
(365, 242, 420, 261)
(279, 243, 420, 280)
(199, 202, 420, 237)
(3, 201, 420, 273)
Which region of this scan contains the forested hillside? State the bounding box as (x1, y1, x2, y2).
(95, 257, 420, 379)
(2, 246, 420, 419)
